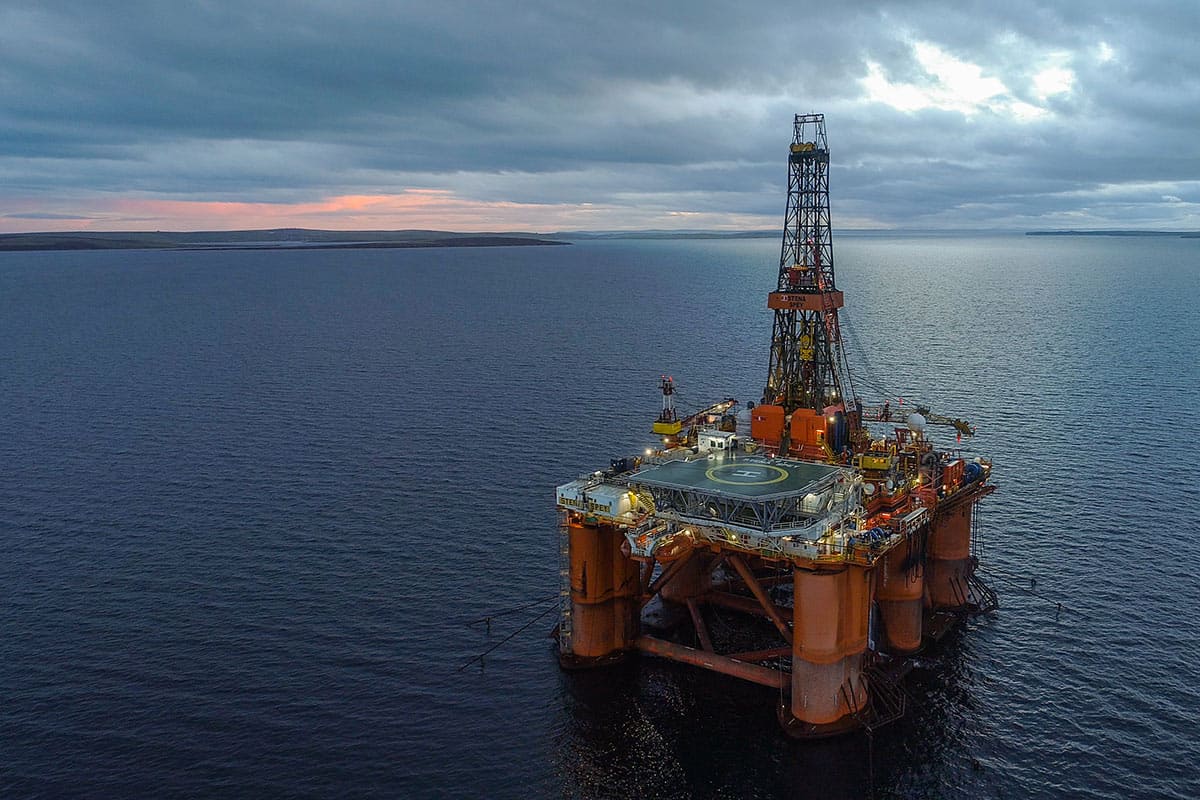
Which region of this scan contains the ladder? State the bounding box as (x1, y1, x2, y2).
(967, 570, 1000, 614)
(557, 512, 573, 654)
(859, 662, 907, 731)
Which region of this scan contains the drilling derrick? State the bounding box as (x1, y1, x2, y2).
(760, 114, 858, 459)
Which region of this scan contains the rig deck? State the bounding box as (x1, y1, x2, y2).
(630, 455, 841, 500)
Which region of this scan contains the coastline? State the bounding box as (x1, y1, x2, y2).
(0, 230, 569, 253)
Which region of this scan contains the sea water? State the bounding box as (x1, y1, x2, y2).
(1, 234, 1197, 798)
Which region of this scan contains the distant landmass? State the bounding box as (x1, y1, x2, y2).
(1026, 230, 1200, 238)
(557, 230, 777, 240)
(0, 229, 569, 252)
(15, 227, 1196, 253)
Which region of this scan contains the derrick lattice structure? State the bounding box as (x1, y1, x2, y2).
(764, 114, 857, 432)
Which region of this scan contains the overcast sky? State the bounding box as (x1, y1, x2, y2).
(3, 0, 1199, 232)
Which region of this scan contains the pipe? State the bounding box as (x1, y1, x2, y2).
(635, 636, 787, 689)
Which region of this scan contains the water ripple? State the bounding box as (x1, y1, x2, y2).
(1, 238, 1198, 798)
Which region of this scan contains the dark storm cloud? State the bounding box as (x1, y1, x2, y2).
(2, 0, 1199, 228)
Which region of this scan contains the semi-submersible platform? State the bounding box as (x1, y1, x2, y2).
(554, 113, 997, 738)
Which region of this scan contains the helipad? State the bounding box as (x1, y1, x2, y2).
(630, 455, 842, 500)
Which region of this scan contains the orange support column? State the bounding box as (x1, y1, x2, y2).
(786, 566, 871, 736)
(561, 518, 640, 667)
(926, 503, 973, 609)
(876, 536, 924, 653)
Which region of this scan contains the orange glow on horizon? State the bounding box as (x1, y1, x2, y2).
(1, 190, 774, 234)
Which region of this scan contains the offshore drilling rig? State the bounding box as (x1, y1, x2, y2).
(554, 114, 995, 737)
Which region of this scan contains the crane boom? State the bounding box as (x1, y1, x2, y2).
(859, 403, 975, 437)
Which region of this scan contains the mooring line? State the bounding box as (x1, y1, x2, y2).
(977, 567, 1085, 621)
(458, 602, 561, 672)
(465, 593, 558, 628)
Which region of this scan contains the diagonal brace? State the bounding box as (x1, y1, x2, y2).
(728, 554, 793, 645)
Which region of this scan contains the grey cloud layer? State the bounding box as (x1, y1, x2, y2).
(2, 0, 1199, 227)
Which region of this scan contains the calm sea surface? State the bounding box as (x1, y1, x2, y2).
(1, 234, 1198, 799)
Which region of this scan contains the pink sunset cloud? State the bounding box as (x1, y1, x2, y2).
(1, 190, 772, 234)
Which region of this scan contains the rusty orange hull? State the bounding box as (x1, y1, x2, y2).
(876, 537, 925, 653)
(926, 501, 973, 610)
(787, 567, 871, 728)
(561, 518, 640, 665)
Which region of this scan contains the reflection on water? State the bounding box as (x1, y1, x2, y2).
(555, 632, 989, 800)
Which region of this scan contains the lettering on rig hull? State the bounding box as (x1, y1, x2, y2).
(558, 495, 613, 514)
(767, 291, 845, 311)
